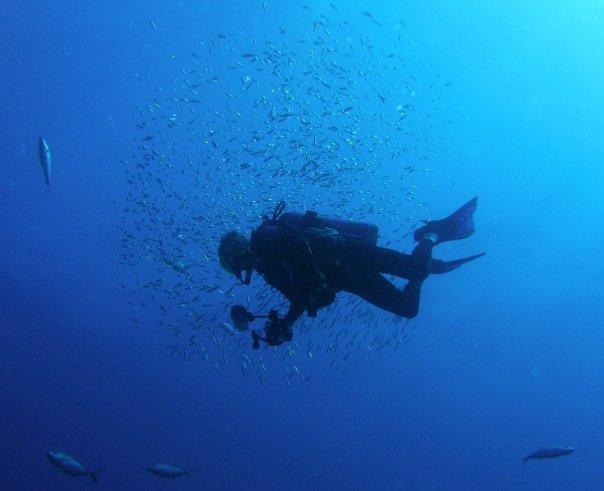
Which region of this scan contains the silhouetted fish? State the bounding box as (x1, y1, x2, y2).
(148, 463, 198, 479)
(523, 446, 574, 467)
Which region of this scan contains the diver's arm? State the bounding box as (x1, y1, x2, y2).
(282, 299, 306, 328)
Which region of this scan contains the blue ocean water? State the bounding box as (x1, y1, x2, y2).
(1, 1, 603, 489)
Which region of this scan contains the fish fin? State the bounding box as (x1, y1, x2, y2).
(89, 469, 103, 483)
(414, 197, 478, 243)
(430, 252, 486, 274)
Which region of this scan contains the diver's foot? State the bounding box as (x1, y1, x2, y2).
(414, 197, 478, 244)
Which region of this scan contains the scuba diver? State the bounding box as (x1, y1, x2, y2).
(218, 198, 484, 349)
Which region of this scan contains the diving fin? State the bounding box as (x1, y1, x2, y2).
(430, 252, 486, 274)
(414, 197, 478, 244)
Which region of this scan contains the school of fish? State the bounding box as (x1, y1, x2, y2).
(118, 4, 454, 385)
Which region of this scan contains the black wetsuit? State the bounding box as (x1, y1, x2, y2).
(250, 221, 433, 329)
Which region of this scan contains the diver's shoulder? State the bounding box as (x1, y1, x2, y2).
(251, 222, 281, 251)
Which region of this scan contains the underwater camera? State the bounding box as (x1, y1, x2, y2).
(230, 305, 255, 331)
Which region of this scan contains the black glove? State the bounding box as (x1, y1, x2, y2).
(251, 311, 293, 348)
(264, 316, 293, 347)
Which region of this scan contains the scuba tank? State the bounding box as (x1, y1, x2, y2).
(278, 211, 378, 245)
(250, 202, 375, 317)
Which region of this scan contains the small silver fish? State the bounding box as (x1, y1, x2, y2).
(148, 463, 197, 479)
(38, 137, 52, 186)
(221, 322, 237, 334)
(46, 450, 102, 482)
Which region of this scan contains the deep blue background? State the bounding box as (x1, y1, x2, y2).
(1, 1, 603, 489)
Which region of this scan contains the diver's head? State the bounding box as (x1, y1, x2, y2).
(218, 230, 252, 280)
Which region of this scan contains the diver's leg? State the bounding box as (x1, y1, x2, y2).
(354, 239, 434, 280)
(366, 240, 485, 277)
(343, 273, 424, 318)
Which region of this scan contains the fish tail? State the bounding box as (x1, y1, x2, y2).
(186, 467, 199, 479)
(89, 469, 103, 483)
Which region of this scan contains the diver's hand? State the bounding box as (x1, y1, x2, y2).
(252, 311, 294, 348)
(264, 317, 293, 346)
